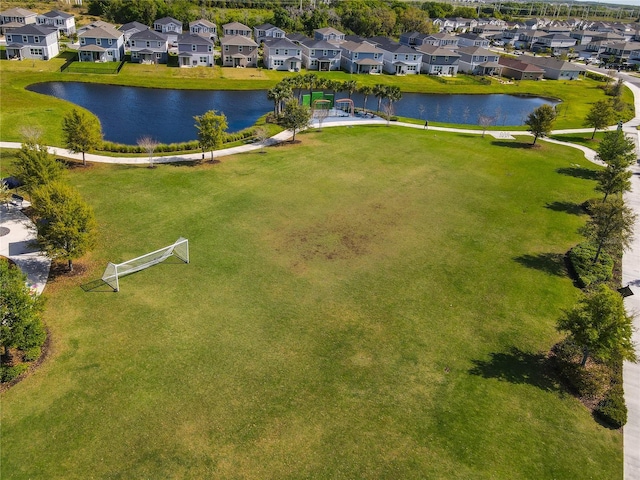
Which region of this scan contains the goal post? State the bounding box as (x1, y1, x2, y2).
(102, 237, 189, 292)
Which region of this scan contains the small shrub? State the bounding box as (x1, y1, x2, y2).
(586, 71, 608, 82)
(568, 243, 613, 287)
(23, 346, 42, 362)
(1, 364, 29, 383)
(551, 339, 609, 399)
(595, 383, 627, 428)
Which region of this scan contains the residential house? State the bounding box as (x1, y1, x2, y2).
(517, 30, 547, 49)
(314, 27, 345, 45)
(253, 23, 285, 44)
(36, 10, 75, 36)
(603, 42, 640, 64)
(78, 22, 125, 62)
(222, 22, 251, 37)
(400, 32, 458, 49)
(518, 56, 583, 80)
(433, 17, 477, 33)
(77, 20, 114, 36)
(153, 17, 182, 45)
(456, 33, 490, 48)
(498, 57, 544, 80)
(5, 24, 59, 60)
(339, 40, 384, 74)
(129, 29, 168, 64)
(368, 37, 422, 75)
(299, 37, 341, 71)
(177, 34, 214, 67)
(189, 19, 217, 41)
(416, 44, 459, 75)
(220, 35, 257, 67)
(119, 21, 149, 49)
(262, 37, 301, 71)
(533, 34, 577, 54)
(472, 24, 504, 38)
(0, 7, 37, 34)
(456, 46, 501, 75)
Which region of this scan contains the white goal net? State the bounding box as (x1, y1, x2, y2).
(102, 237, 189, 292)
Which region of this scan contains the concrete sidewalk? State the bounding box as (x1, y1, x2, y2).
(0, 203, 51, 295)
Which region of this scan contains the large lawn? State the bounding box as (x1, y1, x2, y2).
(0, 127, 621, 479)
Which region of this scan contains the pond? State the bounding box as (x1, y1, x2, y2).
(28, 82, 559, 145)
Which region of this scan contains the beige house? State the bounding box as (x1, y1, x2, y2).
(220, 35, 257, 67)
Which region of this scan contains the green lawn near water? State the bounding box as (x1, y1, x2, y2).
(0, 127, 620, 479)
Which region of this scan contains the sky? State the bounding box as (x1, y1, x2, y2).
(580, 0, 640, 6)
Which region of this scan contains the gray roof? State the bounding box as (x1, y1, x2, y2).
(7, 24, 56, 36)
(0, 7, 36, 17)
(79, 24, 122, 39)
(130, 29, 166, 41)
(40, 10, 73, 19)
(178, 33, 213, 45)
(300, 38, 337, 49)
(455, 46, 494, 56)
(416, 44, 460, 57)
(264, 37, 298, 49)
(255, 23, 277, 31)
(154, 17, 181, 26)
(190, 19, 215, 28)
(119, 21, 149, 33)
(220, 35, 257, 46)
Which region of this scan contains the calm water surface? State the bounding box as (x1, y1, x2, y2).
(28, 82, 559, 145)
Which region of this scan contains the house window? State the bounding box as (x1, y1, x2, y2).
(6, 35, 11, 43)
(146, 41, 150, 47)
(354, 53, 358, 59)
(22, 35, 28, 42)
(156, 53, 162, 58)
(34, 36, 40, 43)
(108, 39, 113, 45)
(275, 48, 279, 55)
(393, 54, 398, 60)
(444, 56, 449, 62)
(30, 48, 43, 56)
(132, 52, 139, 58)
(208, 46, 212, 52)
(323, 50, 327, 56)
(224, 45, 229, 52)
(192, 44, 196, 51)
(200, 56, 207, 63)
(238, 46, 243, 52)
(225, 56, 231, 62)
(80, 37, 85, 45)
(311, 49, 315, 56)
(432, 56, 437, 62)
(96, 38, 101, 45)
(311, 60, 317, 66)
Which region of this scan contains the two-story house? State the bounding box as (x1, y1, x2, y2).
(220, 35, 258, 67)
(314, 27, 345, 45)
(189, 19, 217, 41)
(222, 22, 251, 37)
(262, 37, 301, 71)
(340, 40, 384, 74)
(36, 10, 75, 36)
(5, 24, 59, 60)
(400, 32, 458, 49)
(0, 7, 37, 34)
(368, 37, 422, 75)
(456, 46, 501, 75)
(253, 23, 285, 44)
(456, 32, 490, 48)
(298, 37, 341, 71)
(177, 34, 215, 67)
(119, 21, 149, 49)
(153, 17, 182, 45)
(416, 44, 459, 75)
(130, 29, 168, 64)
(533, 34, 577, 54)
(78, 23, 125, 62)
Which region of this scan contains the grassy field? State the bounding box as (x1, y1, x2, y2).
(0, 127, 621, 479)
(0, 52, 630, 146)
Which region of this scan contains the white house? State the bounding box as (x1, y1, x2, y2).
(36, 10, 75, 36)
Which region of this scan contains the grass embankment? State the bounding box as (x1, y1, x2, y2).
(0, 128, 620, 479)
(0, 52, 629, 146)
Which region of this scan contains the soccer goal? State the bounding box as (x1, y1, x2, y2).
(102, 237, 189, 292)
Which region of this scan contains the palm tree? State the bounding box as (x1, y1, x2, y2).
(267, 84, 293, 116)
(303, 72, 319, 98)
(358, 84, 374, 112)
(342, 80, 358, 99)
(384, 86, 402, 124)
(373, 84, 388, 112)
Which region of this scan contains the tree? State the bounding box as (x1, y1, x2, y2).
(62, 109, 103, 166)
(595, 130, 635, 201)
(359, 84, 374, 112)
(373, 84, 388, 112)
(194, 110, 228, 162)
(525, 104, 556, 145)
(267, 84, 292, 117)
(580, 197, 636, 264)
(584, 100, 615, 139)
(557, 284, 636, 367)
(254, 126, 269, 153)
(478, 113, 496, 138)
(31, 181, 98, 272)
(137, 136, 159, 168)
(280, 100, 311, 143)
(342, 80, 358, 99)
(15, 139, 65, 193)
(0, 260, 45, 365)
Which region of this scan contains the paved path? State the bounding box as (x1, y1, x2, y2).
(0, 202, 51, 295)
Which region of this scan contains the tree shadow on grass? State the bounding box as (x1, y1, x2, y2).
(545, 200, 586, 216)
(514, 252, 567, 277)
(469, 347, 560, 393)
(556, 166, 599, 181)
(491, 140, 532, 149)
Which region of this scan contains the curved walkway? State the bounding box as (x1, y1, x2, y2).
(0, 202, 51, 295)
